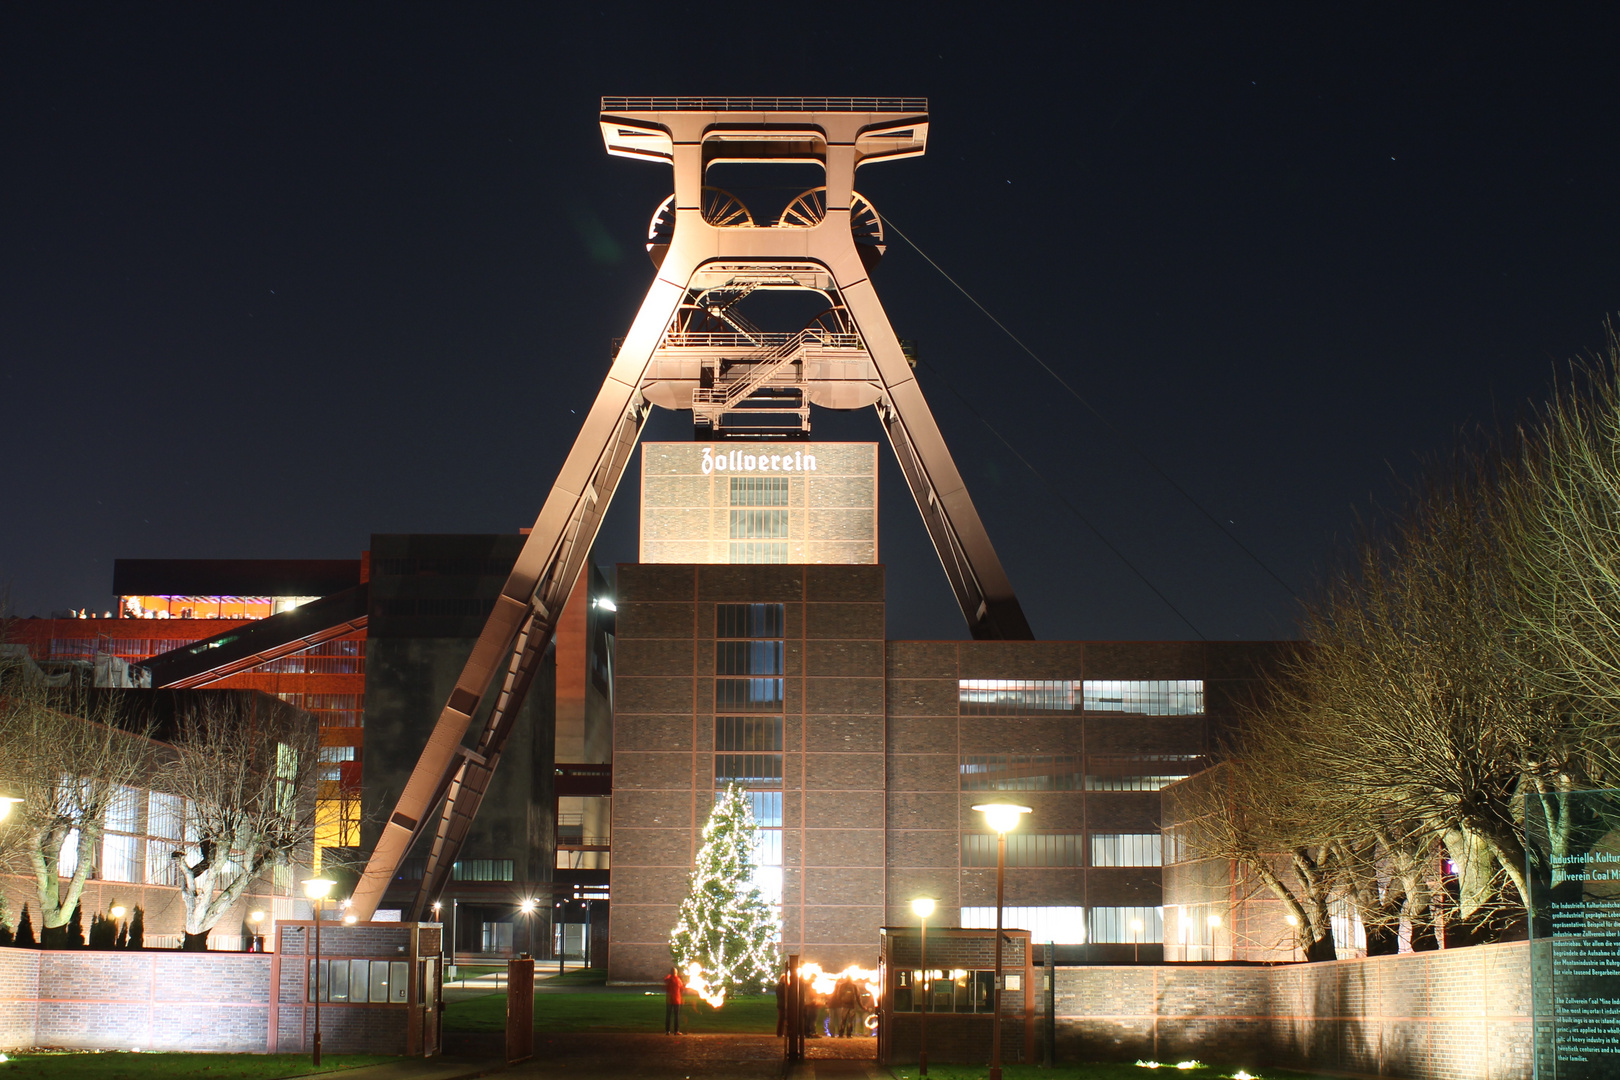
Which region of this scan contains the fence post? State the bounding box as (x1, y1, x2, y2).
(506, 954, 534, 1064)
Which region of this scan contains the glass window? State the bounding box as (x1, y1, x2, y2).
(716, 603, 785, 639)
(962, 833, 1084, 868)
(717, 640, 784, 676)
(961, 905, 1087, 945)
(716, 716, 783, 752)
(729, 541, 788, 564)
(329, 958, 350, 1003)
(730, 476, 790, 506)
(1089, 906, 1164, 944)
(390, 961, 410, 1003)
(1084, 754, 1203, 791)
(960, 754, 1081, 792)
(716, 678, 784, 712)
(369, 960, 391, 1003)
(1082, 680, 1204, 716)
(958, 679, 1078, 714)
(957, 679, 1206, 716)
(1090, 833, 1163, 867)
(349, 958, 369, 1002)
(729, 508, 789, 539)
(715, 754, 784, 786)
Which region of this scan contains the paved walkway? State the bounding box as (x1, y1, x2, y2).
(343, 1033, 882, 1080)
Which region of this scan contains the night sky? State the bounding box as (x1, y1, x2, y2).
(5, 5, 1619, 642)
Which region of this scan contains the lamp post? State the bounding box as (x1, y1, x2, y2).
(248, 910, 264, 952)
(303, 877, 336, 1066)
(519, 897, 537, 964)
(910, 897, 937, 1077)
(972, 802, 1031, 1080)
(1130, 918, 1144, 964)
(1206, 913, 1222, 962)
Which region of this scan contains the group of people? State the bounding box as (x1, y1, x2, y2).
(776, 971, 873, 1038)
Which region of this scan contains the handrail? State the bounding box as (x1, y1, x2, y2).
(602, 96, 925, 114)
(660, 332, 864, 350)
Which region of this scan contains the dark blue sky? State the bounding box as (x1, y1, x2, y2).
(5, 4, 1618, 641)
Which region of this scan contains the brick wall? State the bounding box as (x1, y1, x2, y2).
(0, 950, 39, 1049)
(0, 949, 270, 1052)
(0, 921, 435, 1055)
(1051, 941, 1533, 1080)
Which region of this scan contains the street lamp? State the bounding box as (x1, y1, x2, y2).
(910, 897, 937, 1077)
(303, 877, 336, 1066)
(0, 794, 22, 822)
(972, 802, 1031, 1080)
(248, 910, 264, 953)
(1206, 913, 1222, 962)
(518, 897, 537, 965)
(1130, 918, 1144, 964)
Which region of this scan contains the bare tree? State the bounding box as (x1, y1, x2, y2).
(0, 672, 155, 942)
(161, 695, 319, 950)
(1169, 754, 1346, 961)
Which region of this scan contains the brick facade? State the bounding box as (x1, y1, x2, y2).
(608, 559, 1285, 982)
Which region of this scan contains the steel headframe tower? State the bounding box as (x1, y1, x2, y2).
(349, 96, 1033, 921)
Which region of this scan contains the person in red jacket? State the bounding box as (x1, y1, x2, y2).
(663, 966, 686, 1035)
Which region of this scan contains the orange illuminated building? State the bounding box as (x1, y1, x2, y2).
(5, 558, 368, 862)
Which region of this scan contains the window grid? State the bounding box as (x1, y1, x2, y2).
(1089, 906, 1163, 944)
(717, 641, 784, 676)
(1090, 833, 1163, 867)
(716, 716, 783, 753)
(729, 541, 788, 564)
(958, 679, 1204, 716)
(960, 754, 1082, 792)
(715, 754, 785, 786)
(716, 678, 784, 712)
(1084, 754, 1204, 791)
(961, 906, 1088, 945)
(716, 603, 785, 639)
(730, 476, 790, 506)
(729, 509, 789, 539)
(962, 833, 1084, 868)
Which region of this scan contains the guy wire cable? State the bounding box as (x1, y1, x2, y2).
(912, 353, 1208, 641)
(880, 213, 1300, 603)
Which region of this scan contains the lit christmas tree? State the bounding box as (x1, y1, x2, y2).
(669, 784, 780, 1003)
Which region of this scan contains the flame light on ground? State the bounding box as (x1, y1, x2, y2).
(682, 960, 883, 1012)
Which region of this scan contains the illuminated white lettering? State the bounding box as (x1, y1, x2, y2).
(701, 447, 714, 475)
(770, 455, 781, 471)
(795, 450, 803, 471)
(804, 454, 817, 471)
(744, 455, 757, 470)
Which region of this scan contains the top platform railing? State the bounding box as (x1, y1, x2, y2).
(601, 96, 926, 114)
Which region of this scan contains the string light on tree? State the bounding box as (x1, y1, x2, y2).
(668, 784, 779, 1007)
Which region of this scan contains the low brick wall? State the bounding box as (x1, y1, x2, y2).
(1053, 940, 1532, 1080)
(0, 949, 39, 1049)
(0, 922, 439, 1055)
(0, 949, 271, 1052)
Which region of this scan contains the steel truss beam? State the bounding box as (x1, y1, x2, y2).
(349, 98, 1030, 921)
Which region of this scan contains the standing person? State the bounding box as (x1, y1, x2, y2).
(664, 965, 686, 1035)
(834, 975, 857, 1037)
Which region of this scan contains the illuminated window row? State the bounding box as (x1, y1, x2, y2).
(958, 905, 1163, 944)
(960, 832, 1162, 868)
(958, 679, 1204, 716)
(959, 753, 1204, 792)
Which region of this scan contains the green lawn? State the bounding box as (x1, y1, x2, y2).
(443, 988, 778, 1033)
(889, 1064, 1350, 1080)
(0, 1052, 396, 1079)
(537, 967, 608, 985)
